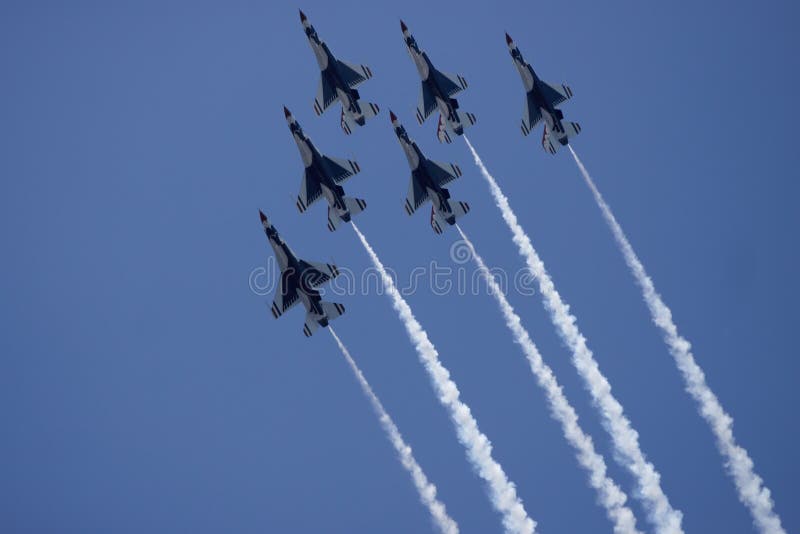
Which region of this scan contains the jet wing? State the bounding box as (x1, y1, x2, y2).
(539, 81, 574, 108)
(403, 175, 429, 215)
(415, 83, 437, 124)
(299, 260, 339, 288)
(270, 275, 301, 319)
(313, 76, 338, 116)
(321, 155, 361, 184)
(297, 169, 324, 213)
(426, 160, 463, 188)
(521, 95, 542, 136)
(432, 69, 468, 98)
(336, 60, 373, 89)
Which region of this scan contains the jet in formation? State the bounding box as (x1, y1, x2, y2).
(260, 211, 345, 337)
(285, 107, 366, 232)
(506, 33, 581, 154)
(300, 10, 380, 135)
(400, 20, 476, 144)
(390, 111, 470, 234)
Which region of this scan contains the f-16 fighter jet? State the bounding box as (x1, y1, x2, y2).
(390, 111, 470, 234)
(284, 107, 366, 232)
(400, 20, 476, 144)
(506, 33, 581, 154)
(300, 10, 380, 135)
(259, 211, 345, 337)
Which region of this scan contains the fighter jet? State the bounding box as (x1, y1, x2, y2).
(400, 20, 476, 144)
(284, 107, 366, 232)
(259, 211, 345, 337)
(390, 111, 470, 234)
(300, 10, 380, 135)
(506, 33, 581, 154)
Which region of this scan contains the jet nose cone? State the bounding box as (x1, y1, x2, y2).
(505, 32, 513, 45)
(283, 106, 291, 118)
(389, 110, 397, 122)
(400, 20, 408, 33)
(259, 210, 267, 223)
(299, 10, 307, 22)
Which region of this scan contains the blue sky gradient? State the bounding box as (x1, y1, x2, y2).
(1, 1, 798, 533)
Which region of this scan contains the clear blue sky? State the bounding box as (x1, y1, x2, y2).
(1, 1, 798, 533)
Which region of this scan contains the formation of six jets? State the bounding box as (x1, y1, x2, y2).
(257, 11, 787, 534)
(261, 11, 579, 337)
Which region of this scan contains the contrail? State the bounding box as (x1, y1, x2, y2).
(328, 327, 460, 534)
(569, 145, 786, 534)
(464, 136, 684, 534)
(455, 224, 641, 534)
(351, 222, 537, 534)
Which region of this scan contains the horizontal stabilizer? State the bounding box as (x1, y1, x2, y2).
(341, 109, 354, 135)
(327, 198, 366, 232)
(302, 301, 345, 337)
(327, 207, 341, 232)
(362, 102, 380, 119)
(345, 197, 367, 216)
(436, 115, 452, 144)
(563, 121, 581, 138)
(430, 201, 470, 235)
(457, 109, 477, 128)
(341, 103, 380, 135)
(322, 301, 345, 322)
(541, 121, 581, 154)
(303, 301, 344, 337)
(436, 110, 477, 144)
(302, 321, 317, 337)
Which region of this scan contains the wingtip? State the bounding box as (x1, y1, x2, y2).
(259, 210, 267, 223)
(400, 20, 407, 33)
(505, 32, 513, 45)
(283, 106, 291, 118)
(299, 9, 307, 22)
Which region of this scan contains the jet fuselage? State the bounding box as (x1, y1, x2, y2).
(510, 46, 566, 136)
(264, 223, 326, 320)
(394, 122, 455, 223)
(403, 33, 463, 135)
(289, 121, 349, 215)
(304, 24, 366, 125)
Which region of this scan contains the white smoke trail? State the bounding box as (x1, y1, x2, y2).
(569, 145, 786, 534)
(455, 224, 641, 534)
(328, 327, 460, 534)
(464, 136, 684, 534)
(350, 222, 537, 534)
